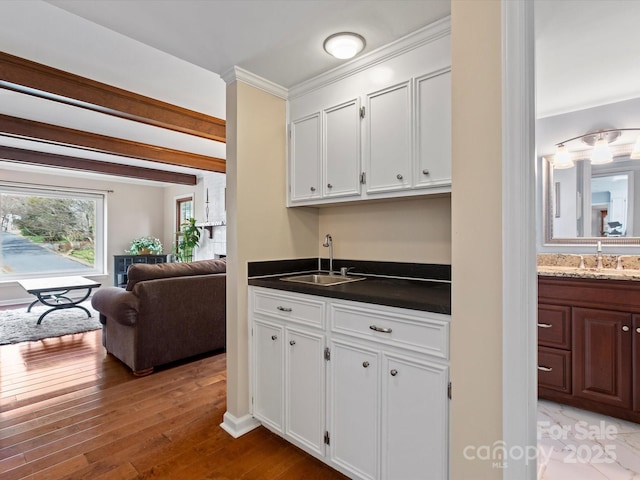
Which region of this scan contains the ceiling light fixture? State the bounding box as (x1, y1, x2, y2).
(551, 128, 640, 169)
(323, 32, 366, 59)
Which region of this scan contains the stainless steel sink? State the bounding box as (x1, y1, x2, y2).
(280, 273, 365, 286)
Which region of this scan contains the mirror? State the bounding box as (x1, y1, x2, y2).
(543, 153, 640, 245)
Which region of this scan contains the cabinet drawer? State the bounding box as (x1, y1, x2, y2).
(538, 304, 571, 349)
(252, 289, 325, 328)
(538, 347, 571, 394)
(330, 302, 448, 359)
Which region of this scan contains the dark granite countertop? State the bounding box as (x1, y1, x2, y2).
(248, 273, 451, 315)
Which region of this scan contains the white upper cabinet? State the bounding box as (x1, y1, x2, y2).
(287, 18, 451, 207)
(414, 69, 452, 190)
(324, 99, 362, 198)
(290, 113, 321, 202)
(365, 82, 412, 194)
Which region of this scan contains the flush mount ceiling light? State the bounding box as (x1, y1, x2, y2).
(323, 32, 366, 59)
(550, 128, 640, 169)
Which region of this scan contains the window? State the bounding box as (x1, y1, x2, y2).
(175, 195, 194, 232)
(0, 185, 105, 280)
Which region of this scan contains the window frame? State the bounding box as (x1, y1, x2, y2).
(0, 184, 106, 282)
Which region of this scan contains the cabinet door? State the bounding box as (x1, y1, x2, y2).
(324, 99, 362, 198)
(414, 69, 451, 189)
(381, 354, 448, 480)
(253, 320, 284, 433)
(573, 308, 632, 408)
(329, 341, 379, 480)
(365, 81, 412, 194)
(634, 315, 640, 412)
(290, 113, 322, 202)
(286, 328, 325, 456)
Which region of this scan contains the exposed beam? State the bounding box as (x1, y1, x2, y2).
(0, 51, 226, 142)
(0, 145, 198, 185)
(0, 114, 225, 173)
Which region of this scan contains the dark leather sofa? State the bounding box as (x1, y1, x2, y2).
(91, 259, 226, 375)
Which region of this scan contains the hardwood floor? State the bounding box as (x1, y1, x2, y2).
(0, 330, 347, 479)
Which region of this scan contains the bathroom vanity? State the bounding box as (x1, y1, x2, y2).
(248, 259, 451, 480)
(538, 270, 640, 423)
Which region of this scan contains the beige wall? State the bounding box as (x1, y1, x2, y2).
(450, 1, 503, 478)
(0, 167, 165, 304)
(225, 80, 318, 418)
(318, 196, 451, 263)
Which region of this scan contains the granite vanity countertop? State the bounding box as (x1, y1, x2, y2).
(537, 265, 640, 281)
(248, 273, 451, 315)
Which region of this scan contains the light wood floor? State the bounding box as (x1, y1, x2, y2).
(0, 329, 347, 479)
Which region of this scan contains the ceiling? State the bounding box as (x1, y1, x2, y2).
(1, 1, 640, 184)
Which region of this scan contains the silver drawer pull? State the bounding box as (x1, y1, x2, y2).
(537, 366, 553, 372)
(369, 325, 392, 334)
(637, 328, 640, 334)
(396, 174, 403, 180)
(390, 369, 398, 376)
(537, 323, 553, 328)
(289, 340, 296, 346)
(362, 361, 370, 368)
(271, 335, 278, 341)
(623, 325, 630, 332)
(277, 306, 292, 312)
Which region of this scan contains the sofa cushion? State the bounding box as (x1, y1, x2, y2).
(126, 259, 226, 291)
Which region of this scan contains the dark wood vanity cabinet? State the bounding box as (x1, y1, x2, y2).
(538, 276, 640, 422)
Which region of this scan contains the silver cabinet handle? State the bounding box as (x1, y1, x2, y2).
(390, 369, 398, 376)
(623, 325, 630, 332)
(537, 323, 553, 328)
(277, 306, 292, 312)
(636, 328, 640, 334)
(310, 186, 316, 192)
(369, 325, 392, 333)
(362, 361, 370, 368)
(396, 174, 403, 180)
(422, 169, 430, 175)
(289, 340, 296, 346)
(327, 183, 333, 188)
(271, 335, 278, 341)
(537, 366, 553, 372)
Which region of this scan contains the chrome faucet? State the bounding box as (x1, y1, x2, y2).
(596, 240, 603, 270)
(322, 234, 333, 275)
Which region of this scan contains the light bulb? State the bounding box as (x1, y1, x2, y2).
(590, 137, 613, 165)
(552, 144, 574, 169)
(323, 33, 365, 59)
(631, 134, 640, 160)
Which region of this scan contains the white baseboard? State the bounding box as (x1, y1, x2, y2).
(220, 411, 260, 438)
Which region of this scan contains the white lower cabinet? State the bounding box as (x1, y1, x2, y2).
(285, 327, 325, 455)
(329, 341, 380, 480)
(250, 287, 450, 480)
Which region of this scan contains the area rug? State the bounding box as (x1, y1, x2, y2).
(0, 301, 101, 345)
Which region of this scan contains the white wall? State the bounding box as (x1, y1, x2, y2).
(0, 168, 165, 305)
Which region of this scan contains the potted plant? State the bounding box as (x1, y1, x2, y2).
(127, 236, 163, 255)
(174, 218, 201, 262)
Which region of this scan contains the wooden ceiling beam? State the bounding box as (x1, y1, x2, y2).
(0, 145, 198, 185)
(0, 51, 226, 143)
(0, 114, 226, 173)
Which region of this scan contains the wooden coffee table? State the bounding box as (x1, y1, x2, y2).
(18, 276, 102, 324)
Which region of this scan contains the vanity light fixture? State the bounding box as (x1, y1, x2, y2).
(323, 32, 366, 59)
(551, 128, 640, 169)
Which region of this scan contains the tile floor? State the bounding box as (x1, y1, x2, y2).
(538, 399, 640, 479)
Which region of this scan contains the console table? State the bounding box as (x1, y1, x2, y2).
(113, 254, 168, 288)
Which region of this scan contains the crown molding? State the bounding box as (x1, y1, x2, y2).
(289, 15, 451, 100)
(221, 66, 288, 100)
